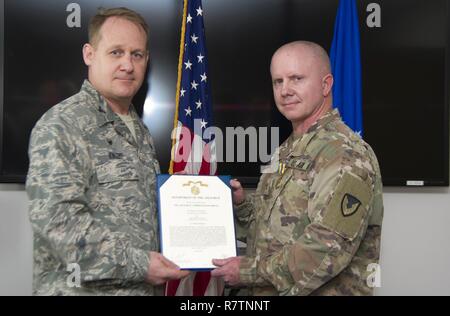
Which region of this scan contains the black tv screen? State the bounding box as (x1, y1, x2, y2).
(0, 0, 449, 186)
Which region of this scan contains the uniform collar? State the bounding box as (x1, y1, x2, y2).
(80, 80, 143, 147)
(80, 80, 136, 127)
(288, 108, 341, 157)
(307, 108, 341, 134)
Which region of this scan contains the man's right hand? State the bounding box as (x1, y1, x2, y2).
(230, 179, 245, 205)
(145, 252, 190, 285)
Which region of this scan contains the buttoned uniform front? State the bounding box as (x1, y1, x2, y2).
(235, 109, 383, 296)
(26, 80, 161, 295)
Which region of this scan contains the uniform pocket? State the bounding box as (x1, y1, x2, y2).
(95, 156, 139, 184)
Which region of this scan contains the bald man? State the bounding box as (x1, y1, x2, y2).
(212, 41, 384, 296)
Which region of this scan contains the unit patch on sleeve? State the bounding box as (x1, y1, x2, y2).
(341, 194, 361, 217)
(321, 172, 372, 241)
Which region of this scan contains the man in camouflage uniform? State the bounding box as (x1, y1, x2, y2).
(26, 7, 188, 295)
(212, 41, 383, 295)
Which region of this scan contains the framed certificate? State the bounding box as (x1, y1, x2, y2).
(157, 175, 237, 270)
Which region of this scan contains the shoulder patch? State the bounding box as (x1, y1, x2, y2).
(341, 194, 361, 217)
(321, 172, 372, 241)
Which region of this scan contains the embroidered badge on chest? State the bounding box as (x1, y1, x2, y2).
(341, 193, 362, 217)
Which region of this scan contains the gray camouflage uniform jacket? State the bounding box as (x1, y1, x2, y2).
(26, 80, 161, 295)
(235, 109, 384, 296)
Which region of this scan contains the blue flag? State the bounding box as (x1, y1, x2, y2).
(330, 0, 363, 136)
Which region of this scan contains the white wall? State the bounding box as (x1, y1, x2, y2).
(0, 184, 32, 296)
(376, 187, 450, 296)
(1, 184, 450, 296)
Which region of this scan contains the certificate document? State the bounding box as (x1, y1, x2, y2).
(157, 175, 237, 270)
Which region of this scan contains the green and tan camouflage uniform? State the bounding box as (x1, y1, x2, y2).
(235, 109, 383, 296)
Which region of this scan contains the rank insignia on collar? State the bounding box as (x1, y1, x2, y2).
(278, 162, 286, 175)
(341, 193, 362, 217)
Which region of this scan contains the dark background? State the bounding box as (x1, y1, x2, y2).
(0, 0, 448, 186)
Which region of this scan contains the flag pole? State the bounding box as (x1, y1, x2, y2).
(169, 0, 188, 175)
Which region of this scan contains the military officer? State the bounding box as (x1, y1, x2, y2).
(212, 41, 384, 296)
(26, 7, 189, 295)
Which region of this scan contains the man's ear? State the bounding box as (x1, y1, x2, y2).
(322, 74, 334, 97)
(82, 43, 94, 66)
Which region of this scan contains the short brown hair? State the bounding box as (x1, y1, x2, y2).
(88, 7, 149, 48)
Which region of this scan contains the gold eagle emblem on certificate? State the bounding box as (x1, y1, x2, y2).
(183, 181, 208, 196)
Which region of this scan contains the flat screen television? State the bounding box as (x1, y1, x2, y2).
(0, 0, 449, 186)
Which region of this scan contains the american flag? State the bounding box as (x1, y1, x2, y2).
(166, 0, 223, 296)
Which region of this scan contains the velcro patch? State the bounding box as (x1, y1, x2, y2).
(321, 172, 372, 241)
(286, 158, 311, 171)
